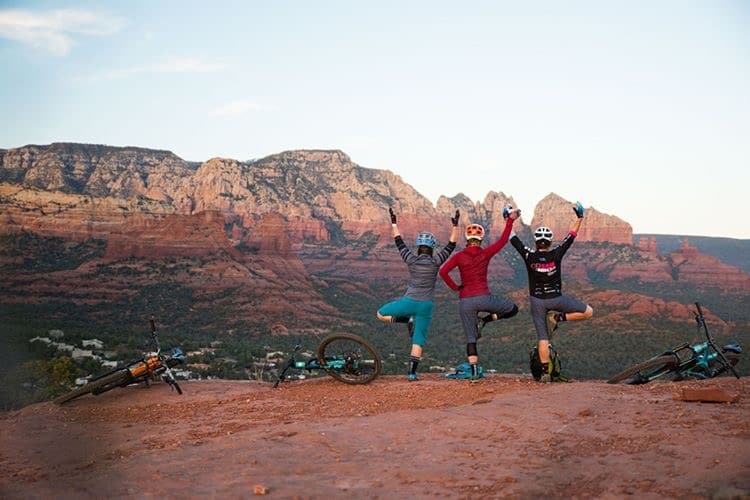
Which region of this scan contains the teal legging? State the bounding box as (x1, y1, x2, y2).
(378, 297, 434, 347)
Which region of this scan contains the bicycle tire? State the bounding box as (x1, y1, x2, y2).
(707, 352, 741, 376)
(607, 355, 678, 385)
(53, 370, 131, 405)
(317, 333, 381, 385)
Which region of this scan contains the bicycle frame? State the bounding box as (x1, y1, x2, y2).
(93, 319, 184, 390)
(280, 348, 366, 377)
(669, 341, 729, 380)
(656, 303, 740, 380)
(608, 301, 741, 385)
(54, 318, 185, 404)
(274, 333, 382, 387)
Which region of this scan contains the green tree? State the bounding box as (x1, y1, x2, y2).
(0, 356, 80, 410)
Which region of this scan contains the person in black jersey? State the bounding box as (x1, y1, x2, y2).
(508, 201, 593, 382)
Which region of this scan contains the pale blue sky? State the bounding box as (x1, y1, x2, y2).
(1, 1, 748, 238)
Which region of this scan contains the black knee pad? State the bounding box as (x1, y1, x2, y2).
(466, 342, 478, 357)
(499, 304, 518, 319)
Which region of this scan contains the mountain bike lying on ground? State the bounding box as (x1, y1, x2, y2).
(607, 302, 741, 384)
(54, 319, 185, 404)
(274, 332, 381, 387)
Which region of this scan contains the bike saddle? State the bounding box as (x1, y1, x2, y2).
(722, 342, 742, 354)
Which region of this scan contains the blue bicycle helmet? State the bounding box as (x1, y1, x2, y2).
(415, 231, 437, 248)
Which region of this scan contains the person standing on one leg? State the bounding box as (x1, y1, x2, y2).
(508, 201, 594, 383)
(439, 210, 520, 381)
(377, 207, 460, 381)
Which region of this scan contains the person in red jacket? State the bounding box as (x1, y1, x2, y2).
(439, 210, 521, 380)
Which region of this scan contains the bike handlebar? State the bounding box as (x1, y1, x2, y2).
(695, 301, 740, 379)
(147, 317, 184, 392)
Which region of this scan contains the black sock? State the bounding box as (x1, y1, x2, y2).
(393, 316, 410, 324)
(409, 356, 420, 375)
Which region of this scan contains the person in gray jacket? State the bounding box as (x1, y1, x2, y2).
(377, 207, 459, 381)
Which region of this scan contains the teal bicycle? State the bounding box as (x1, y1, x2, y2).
(608, 302, 741, 384)
(274, 333, 382, 387)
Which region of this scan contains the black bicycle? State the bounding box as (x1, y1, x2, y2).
(607, 302, 741, 384)
(274, 332, 381, 387)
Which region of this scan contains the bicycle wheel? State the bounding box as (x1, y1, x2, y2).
(53, 369, 131, 405)
(607, 355, 678, 385)
(317, 333, 381, 385)
(707, 352, 741, 376)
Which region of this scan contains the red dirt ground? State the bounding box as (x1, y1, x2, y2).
(1, 375, 749, 499)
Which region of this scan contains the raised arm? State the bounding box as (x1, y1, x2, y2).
(390, 207, 400, 238)
(435, 210, 460, 264)
(571, 201, 584, 234)
(502, 204, 527, 255)
(509, 232, 527, 256)
(449, 209, 459, 244)
(438, 207, 463, 289)
(485, 208, 520, 256)
(557, 201, 584, 255)
(389, 207, 413, 261)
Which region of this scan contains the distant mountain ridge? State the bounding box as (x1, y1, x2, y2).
(0, 142, 630, 244)
(1, 142, 748, 338)
(636, 234, 750, 274)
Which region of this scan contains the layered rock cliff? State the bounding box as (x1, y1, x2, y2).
(1, 144, 636, 248)
(669, 239, 750, 291)
(529, 193, 633, 245)
(1, 143, 748, 333)
(0, 142, 196, 199)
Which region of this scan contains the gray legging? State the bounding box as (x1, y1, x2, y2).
(529, 295, 587, 341)
(459, 294, 517, 343)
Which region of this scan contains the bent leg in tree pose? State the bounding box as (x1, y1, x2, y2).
(377, 207, 459, 380)
(439, 210, 521, 380)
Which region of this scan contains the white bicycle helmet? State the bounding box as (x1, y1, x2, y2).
(465, 223, 485, 241)
(534, 226, 553, 248)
